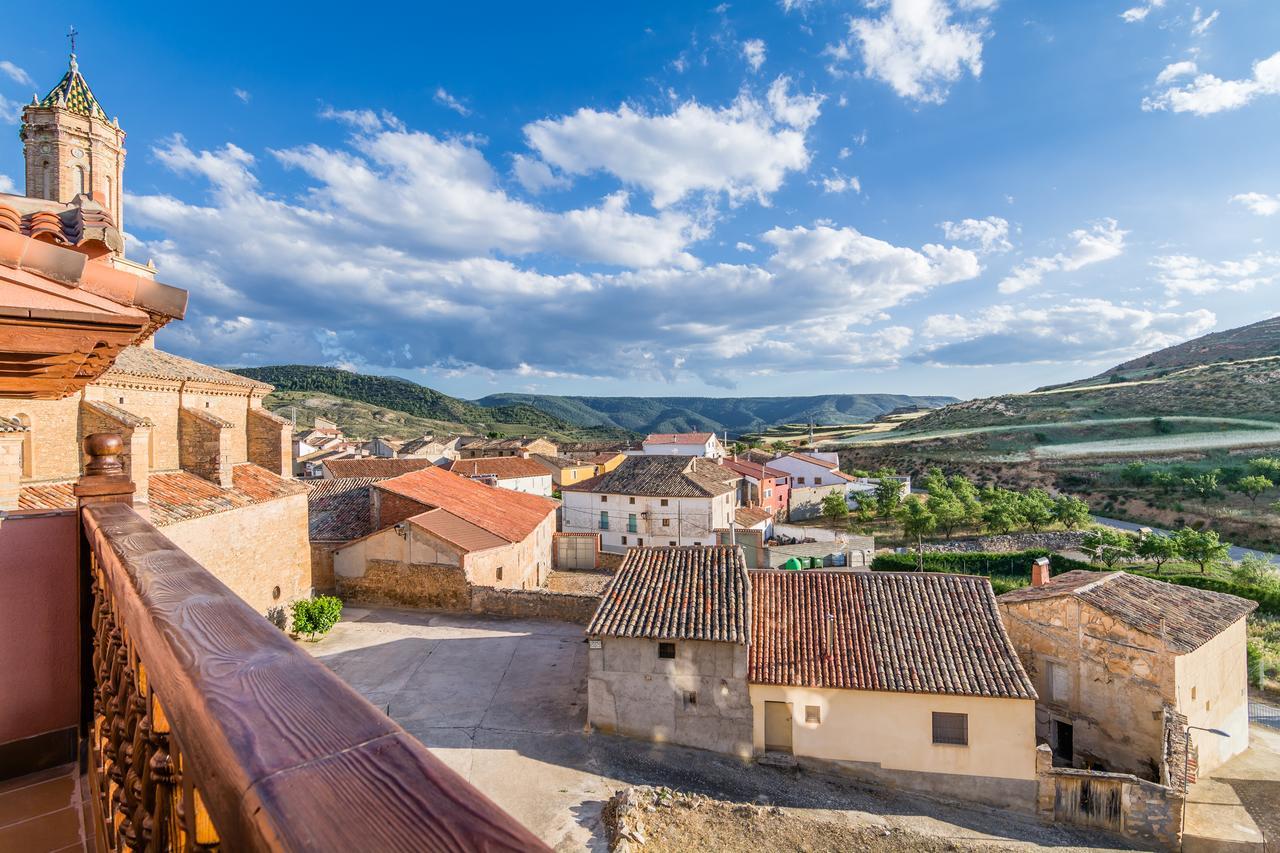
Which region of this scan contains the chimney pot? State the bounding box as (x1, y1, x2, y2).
(1031, 557, 1051, 587)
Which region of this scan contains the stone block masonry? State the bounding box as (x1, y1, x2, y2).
(336, 560, 470, 610)
(179, 407, 233, 487)
(247, 406, 291, 479)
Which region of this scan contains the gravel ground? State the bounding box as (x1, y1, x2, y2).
(546, 569, 614, 595)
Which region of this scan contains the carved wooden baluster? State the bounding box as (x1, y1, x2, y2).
(146, 694, 177, 852)
(108, 631, 135, 840)
(99, 614, 125, 847)
(190, 787, 220, 852)
(122, 655, 152, 850)
(171, 746, 187, 852)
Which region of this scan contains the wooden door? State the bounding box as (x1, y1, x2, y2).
(764, 701, 793, 753)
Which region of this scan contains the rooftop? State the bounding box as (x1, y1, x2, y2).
(409, 507, 508, 554)
(377, 465, 557, 543)
(532, 453, 594, 470)
(307, 477, 382, 541)
(720, 457, 789, 480)
(644, 432, 715, 445)
(103, 346, 271, 390)
(37, 54, 109, 120)
(323, 457, 436, 478)
(998, 570, 1258, 654)
(750, 571, 1036, 699)
(148, 464, 306, 526)
(564, 455, 736, 498)
(587, 546, 750, 644)
(446, 455, 551, 480)
(734, 506, 774, 528)
(0, 193, 121, 255)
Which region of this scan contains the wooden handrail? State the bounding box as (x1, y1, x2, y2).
(82, 500, 547, 852)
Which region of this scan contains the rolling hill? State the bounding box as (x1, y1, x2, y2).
(899, 317, 1280, 434)
(473, 392, 958, 436)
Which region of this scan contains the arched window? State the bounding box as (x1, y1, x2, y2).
(14, 414, 32, 478)
(41, 162, 52, 199)
(103, 175, 113, 209)
(74, 165, 87, 195)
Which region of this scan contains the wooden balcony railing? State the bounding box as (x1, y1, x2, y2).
(76, 434, 547, 852)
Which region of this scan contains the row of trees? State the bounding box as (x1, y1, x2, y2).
(1119, 457, 1280, 507)
(1080, 526, 1231, 572)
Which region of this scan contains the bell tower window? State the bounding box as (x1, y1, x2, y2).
(42, 162, 53, 199)
(74, 165, 86, 195)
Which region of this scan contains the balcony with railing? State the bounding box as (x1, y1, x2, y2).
(2, 434, 546, 852)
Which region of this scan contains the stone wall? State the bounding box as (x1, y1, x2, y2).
(336, 559, 470, 610)
(0, 434, 24, 510)
(247, 406, 291, 478)
(0, 397, 80, 483)
(160, 492, 312, 616)
(178, 407, 233, 487)
(924, 531, 1088, 554)
(374, 489, 430, 529)
(1035, 745, 1182, 849)
(587, 636, 753, 758)
(311, 542, 339, 594)
(469, 586, 600, 623)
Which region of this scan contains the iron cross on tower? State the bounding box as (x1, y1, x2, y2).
(67, 25, 78, 55)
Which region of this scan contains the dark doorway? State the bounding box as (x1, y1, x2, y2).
(1051, 719, 1074, 764)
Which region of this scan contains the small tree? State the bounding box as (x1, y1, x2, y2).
(1020, 489, 1055, 533)
(981, 489, 1024, 534)
(1182, 471, 1222, 501)
(895, 499, 938, 571)
(1052, 495, 1091, 530)
(1120, 462, 1150, 487)
(1135, 533, 1179, 573)
(291, 595, 343, 641)
(821, 491, 849, 526)
(949, 475, 983, 529)
(1248, 457, 1280, 481)
(874, 478, 903, 518)
(927, 492, 967, 539)
(1231, 474, 1274, 504)
(1082, 528, 1135, 568)
(1228, 553, 1280, 591)
(1151, 471, 1177, 496)
(1172, 527, 1230, 574)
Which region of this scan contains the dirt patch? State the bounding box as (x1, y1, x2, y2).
(605, 787, 1037, 853)
(546, 569, 613, 595)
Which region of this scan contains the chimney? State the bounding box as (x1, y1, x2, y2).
(824, 613, 835, 658)
(1031, 557, 1051, 587)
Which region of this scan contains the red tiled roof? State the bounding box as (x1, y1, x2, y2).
(734, 506, 773, 528)
(323, 457, 437, 478)
(410, 508, 507, 554)
(148, 464, 305, 527)
(750, 571, 1036, 699)
(18, 481, 74, 510)
(720, 457, 788, 480)
(446, 456, 551, 480)
(307, 477, 381, 541)
(587, 546, 750, 643)
(787, 452, 837, 470)
(376, 466, 557, 544)
(998, 570, 1257, 654)
(644, 432, 715, 445)
(0, 193, 121, 254)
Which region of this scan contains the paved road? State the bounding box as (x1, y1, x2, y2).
(309, 607, 1123, 852)
(1091, 515, 1280, 564)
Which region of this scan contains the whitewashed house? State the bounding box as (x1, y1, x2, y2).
(561, 455, 738, 552)
(767, 452, 854, 521)
(641, 432, 727, 460)
(446, 455, 554, 496)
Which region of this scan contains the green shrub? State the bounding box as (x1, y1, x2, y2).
(291, 595, 343, 640)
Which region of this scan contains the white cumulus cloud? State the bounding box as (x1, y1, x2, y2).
(833, 0, 995, 104)
(997, 219, 1126, 294)
(742, 39, 767, 72)
(1151, 253, 1280, 296)
(940, 216, 1011, 254)
(520, 77, 822, 208)
(1231, 192, 1280, 216)
(1143, 51, 1280, 115)
(0, 60, 33, 87)
(1121, 0, 1165, 23)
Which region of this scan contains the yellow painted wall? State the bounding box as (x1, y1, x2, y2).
(749, 685, 1037, 783)
(1175, 617, 1250, 773)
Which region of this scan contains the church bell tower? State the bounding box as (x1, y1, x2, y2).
(19, 39, 126, 237)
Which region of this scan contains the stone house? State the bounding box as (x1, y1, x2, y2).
(585, 546, 753, 756)
(457, 435, 557, 459)
(306, 476, 383, 594)
(560, 455, 738, 551)
(998, 566, 1256, 779)
(748, 570, 1039, 810)
(361, 436, 404, 458)
(398, 434, 461, 463)
(329, 465, 557, 607)
(446, 455, 554, 496)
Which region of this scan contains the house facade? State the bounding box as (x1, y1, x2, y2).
(532, 453, 596, 490)
(561, 455, 737, 551)
(457, 435, 557, 459)
(718, 457, 790, 518)
(641, 431, 727, 459)
(330, 465, 557, 607)
(399, 434, 461, 462)
(766, 452, 853, 520)
(998, 567, 1256, 779)
(585, 546, 753, 756)
(446, 455, 554, 496)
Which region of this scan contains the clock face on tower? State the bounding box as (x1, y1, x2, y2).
(71, 147, 84, 159)
(40, 143, 50, 154)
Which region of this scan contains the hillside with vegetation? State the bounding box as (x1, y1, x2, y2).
(474, 392, 957, 435)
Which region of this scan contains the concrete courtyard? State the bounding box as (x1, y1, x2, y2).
(307, 606, 1132, 851)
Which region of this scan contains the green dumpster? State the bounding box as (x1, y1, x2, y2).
(781, 557, 803, 571)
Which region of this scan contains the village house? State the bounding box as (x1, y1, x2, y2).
(398, 434, 461, 462)
(532, 452, 596, 491)
(297, 443, 360, 478)
(322, 456, 436, 479)
(641, 431, 726, 459)
(360, 436, 404, 458)
(561, 455, 738, 551)
(765, 452, 854, 520)
(734, 506, 775, 539)
(585, 548, 1040, 810)
(306, 476, 382, 594)
(585, 546, 754, 756)
(586, 450, 628, 475)
(293, 418, 346, 457)
(446, 454, 554, 496)
(718, 456, 790, 519)
(329, 465, 557, 607)
(457, 435, 557, 459)
(998, 563, 1256, 779)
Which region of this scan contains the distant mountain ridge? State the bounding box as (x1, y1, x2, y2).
(474, 392, 959, 435)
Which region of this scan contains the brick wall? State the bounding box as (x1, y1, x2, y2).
(0, 435, 24, 510)
(247, 407, 291, 478)
(178, 407, 233, 487)
(374, 489, 431, 529)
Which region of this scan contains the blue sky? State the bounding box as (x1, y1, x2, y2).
(1, 0, 1277, 401)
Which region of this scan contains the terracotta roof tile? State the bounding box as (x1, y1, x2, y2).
(563, 455, 736, 498)
(750, 571, 1036, 699)
(446, 456, 551, 480)
(102, 346, 271, 390)
(18, 481, 74, 510)
(734, 506, 773, 528)
(410, 508, 507, 554)
(720, 457, 788, 480)
(323, 457, 437, 478)
(587, 546, 750, 644)
(644, 432, 715, 445)
(998, 570, 1257, 654)
(376, 466, 557, 544)
(307, 477, 381, 541)
(0, 193, 120, 252)
(148, 463, 305, 527)
(83, 399, 153, 427)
